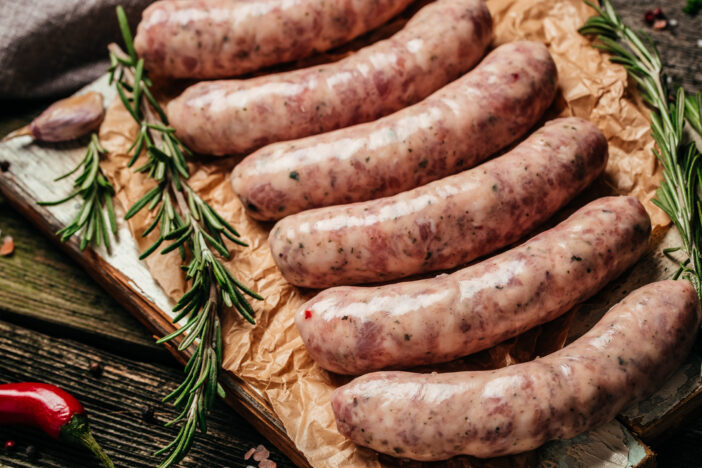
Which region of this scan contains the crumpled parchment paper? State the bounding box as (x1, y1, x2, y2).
(98, 0, 663, 466)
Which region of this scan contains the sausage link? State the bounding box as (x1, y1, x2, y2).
(232, 41, 557, 220)
(269, 117, 608, 288)
(134, 0, 415, 79)
(297, 196, 650, 375)
(166, 0, 493, 155)
(332, 280, 701, 460)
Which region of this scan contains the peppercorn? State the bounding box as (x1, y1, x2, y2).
(88, 361, 103, 376)
(140, 405, 155, 423)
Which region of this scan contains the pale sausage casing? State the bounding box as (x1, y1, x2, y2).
(332, 280, 701, 460)
(166, 0, 493, 155)
(232, 41, 557, 220)
(297, 196, 651, 375)
(134, 0, 415, 79)
(270, 117, 608, 288)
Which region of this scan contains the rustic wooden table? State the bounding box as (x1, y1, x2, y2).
(0, 1, 701, 467)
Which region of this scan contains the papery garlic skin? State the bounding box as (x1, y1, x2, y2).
(30, 92, 105, 142)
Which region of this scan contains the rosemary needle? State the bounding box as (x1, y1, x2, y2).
(684, 0, 702, 15)
(38, 133, 117, 251)
(580, 0, 702, 299)
(111, 6, 262, 467)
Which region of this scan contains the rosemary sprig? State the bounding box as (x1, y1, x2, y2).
(684, 0, 702, 15)
(580, 0, 702, 298)
(38, 133, 117, 251)
(110, 6, 261, 467)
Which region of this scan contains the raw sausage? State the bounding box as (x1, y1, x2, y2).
(166, 0, 493, 155)
(134, 0, 415, 79)
(297, 196, 650, 375)
(269, 117, 608, 288)
(332, 280, 701, 460)
(271, 117, 606, 288)
(232, 41, 557, 220)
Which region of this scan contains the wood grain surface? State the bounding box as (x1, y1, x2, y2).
(0, 132, 311, 467)
(0, 194, 163, 359)
(0, 319, 295, 468)
(0, 1, 701, 467)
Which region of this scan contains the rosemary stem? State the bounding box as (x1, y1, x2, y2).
(580, 0, 702, 300)
(108, 43, 133, 79)
(172, 188, 190, 221)
(109, 9, 259, 464)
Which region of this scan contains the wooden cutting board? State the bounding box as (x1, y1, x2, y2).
(1, 74, 692, 468)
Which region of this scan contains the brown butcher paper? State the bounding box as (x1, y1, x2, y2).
(98, 0, 663, 466)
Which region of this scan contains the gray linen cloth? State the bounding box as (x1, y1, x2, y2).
(0, 0, 153, 99)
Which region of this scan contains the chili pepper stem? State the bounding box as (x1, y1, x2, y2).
(60, 414, 115, 468)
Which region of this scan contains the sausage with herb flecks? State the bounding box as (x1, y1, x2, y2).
(270, 117, 608, 288)
(166, 0, 493, 155)
(232, 41, 557, 220)
(332, 280, 701, 460)
(297, 196, 650, 375)
(134, 0, 415, 79)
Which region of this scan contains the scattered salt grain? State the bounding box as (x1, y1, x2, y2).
(253, 444, 270, 462)
(245, 444, 275, 467)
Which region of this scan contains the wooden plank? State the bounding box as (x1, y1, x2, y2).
(0, 193, 166, 360)
(0, 319, 296, 468)
(538, 421, 655, 468)
(0, 77, 311, 468)
(622, 353, 702, 441)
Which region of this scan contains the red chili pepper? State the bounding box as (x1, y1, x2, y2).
(0, 383, 114, 468)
